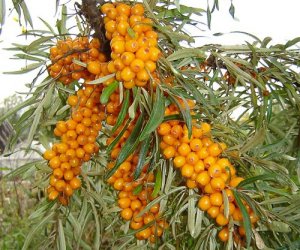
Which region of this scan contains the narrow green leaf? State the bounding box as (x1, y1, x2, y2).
(134, 135, 151, 180)
(107, 119, 131, 153)
(0, 0, 6, 29)
(139, 88, 165, 141)
(100, 81, 119, 104)
(152, 168, 162, 198)
(233, 190, 252, 248)
(58, 219, 66, 250)
(284, 37, 300, 49)
(167, 48, 205, 61)
(237, 174, 277, 188)
(39, 17, 56, 34)
(0, 96, 37, 123)
(229, 2, 235, 18)
(133, 184, 143, 195)
(127, 27, 136, 38)
(4, 160, 44, 180)
(106, 113, 144, 179)
(112, 89, 130, 133)
(206, 6, 211, 29)
(3, 62, 44, 74)
(20, 1, 33, 27)
(22, 212, 55, 250)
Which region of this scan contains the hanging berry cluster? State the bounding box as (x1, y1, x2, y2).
(49, 37, 107, 85)
(101, 2, 161, 88)
(158, 102, 259, 242)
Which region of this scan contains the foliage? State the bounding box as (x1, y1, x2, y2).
(0, 0, 300, 249)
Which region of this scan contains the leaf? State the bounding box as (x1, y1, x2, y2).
(112, 89, 130, 133)
(139, 88, 165, 141)
(100, 81, 119, 104)
(229, 2, 235, 19)
(240, 128, 266, 153)
(206, 6, 211, 29)
(4, 160, 44, 179)
(167, 48, 205, 61)
(233, 190, 252, 249)
(237, 174, 277, 188)
(0, 0, 6, 30)
(106, 113, 144, 179)
(22, 212, 55, 250)
(13, 53, 45, 62)
(57, 4, 67, 35)
(39, 17, 56, 34)
(0, 96, 37, 123)
(284, 37, 300, 49)
(20, 1, 33, 27)
(107, 119, 131, 153)
(132, 184, 143, 195)
(134, 135, 151, 180)
(152, 168, 162, 198)
(3, 62, 44, 74)
(58, 219, 66, 250)
(85, 73, 115, 85)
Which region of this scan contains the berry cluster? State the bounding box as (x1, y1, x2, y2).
(49, 37, 107, 85)
(158, 103, 258, 242)
(101, 2, 161, 88)
(105, 94, 168, 242)
(43, 84, 105, 205)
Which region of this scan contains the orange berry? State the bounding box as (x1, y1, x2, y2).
(63, 170, 74, 181)
(218, 227, 229, 242)
(48, 190, 59, 200)
(208, 163, 222, 177)
(170, 124, 183, 138)
(198, 195, 211, 211)
(178, 143, 191, 156)
(194, 160, 205, 173)
(229, 177, 244, 188)
(130, 199, 142, 211)
(181, 164, 194, 178)
(210, 192, 223, 207)
(53, 168, 64, 179)
(216, 213, 229, 226)
(197, 147, 209, 159)
(49, 156, 61, 169)
(173, 155, 186, 168)
(69, 177, 81, 190)
(87, 61, 101, 75)
(210, 177, 226, 191)
(55, 180, 66, 192)
(186, 179, 197, 189)
(149, 47, 161, 61)
(196, 171, 210, 186)
(131, 4, 144, 16)
(207, 206, 220, 218)
(201, 122, 211, 134)
(120, 67, 135, 82)
(163, 146, 176, 159)
(64, 184, 74, 196)
(157, 122, 171, 136)
(208, 143, 222, 157)
(121, 207, 133, 220)
(185, 152, 199, 165)
(130, 220, 143, 230)
(113, 178, 125, 191)
(130, 58, 145, 73)
(43, 149, 56, 160)
(204, 156, 216, 168)
(190, 138, 203, 152)
(118, 197, 131, 209)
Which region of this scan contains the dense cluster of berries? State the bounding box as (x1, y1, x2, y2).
(48, 37, 107, 85)
(105, 93, 168, 242)
(158, 103, 258, 242)
(43, 84, 105, 205)
(101, 2, 161, 88)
